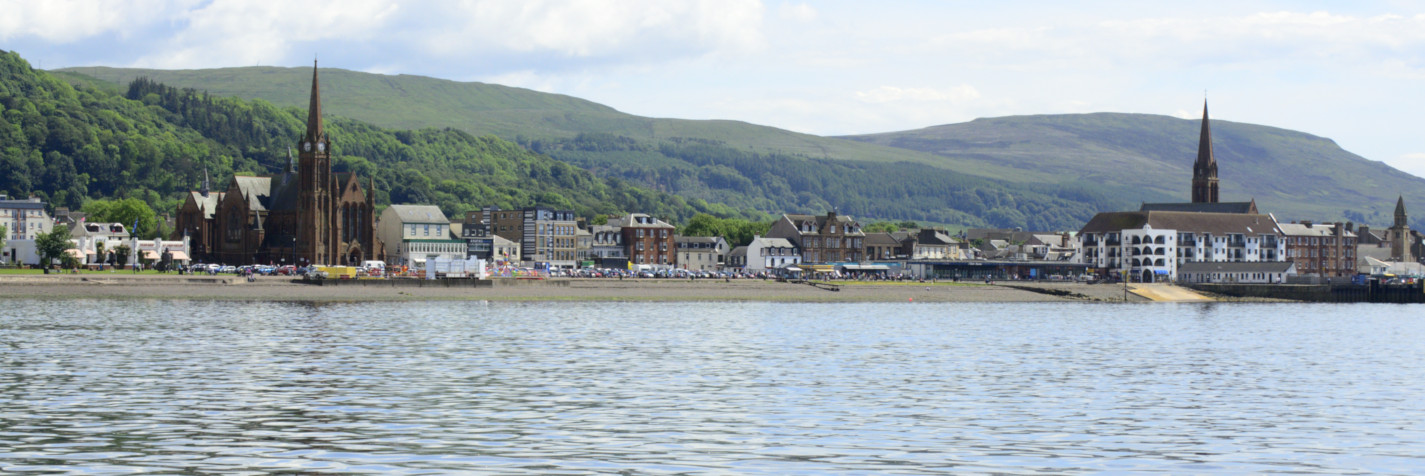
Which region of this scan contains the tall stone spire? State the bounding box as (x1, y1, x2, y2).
(200, 166, 210, 197)
(305, 60, 323, 143)
(285, 147, 295, 174)
(1396, 195, 1408, 228)
(1191, 100, 1219, 204)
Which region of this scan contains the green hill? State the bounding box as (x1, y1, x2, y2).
(0, 50, 742, 236)
(55, 64, 1424, 230)
(841, 113, 1425, 227)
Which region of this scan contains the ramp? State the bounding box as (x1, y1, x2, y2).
(1128, 284, 1215, 302)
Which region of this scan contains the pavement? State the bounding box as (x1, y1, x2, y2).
(1127, 283, 1215, 302)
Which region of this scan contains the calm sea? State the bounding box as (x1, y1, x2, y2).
(2, 300, 1423, 474)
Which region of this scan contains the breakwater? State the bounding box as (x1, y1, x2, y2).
(1192, 282, 1425, 303)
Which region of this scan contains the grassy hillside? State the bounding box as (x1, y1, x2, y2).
(58, 65, 980, 170)
(843, 113, 1425, 227)
(1, 50, 739, 232)
(57, 64, 1424, 229)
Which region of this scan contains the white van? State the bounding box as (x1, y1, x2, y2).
(361, 260, 386, 276)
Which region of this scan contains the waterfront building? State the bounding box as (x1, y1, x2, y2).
(675, 236, 727, 271)
(173, 62, 379, 266)
(726, 246, 748, 269)
(0, 195, 53, 265)
(863, 232, 901, 260)
(767, 211, 864, 264)
(615, 213, 676, 268)
(744, 235, 800, 272)
(1279, 222, 1356, 278)
(471, 206, 577, 268)
(898, 228, 965, 260)
(1079, 211, 1286, 282)
(377, 205, 464, 266)
(1178, 261, 1296, 284)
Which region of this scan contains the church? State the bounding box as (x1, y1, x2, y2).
(173, 62, 382, 266)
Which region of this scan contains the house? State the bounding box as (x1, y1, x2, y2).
(0, 195, 53, 265)
(726, 246, 748, 269)
(615, 213, 676, 269)
(897, 228, 964, 260)
(744, 235, 800, 272)
(1078, 210, 1286, 282)
(1278, 222, 1356, 278)
(863, 232, 902, 260)
(1178, 261, 1296, 284)
(675, 236, 727, 271)
(766, 211, 864, 264)
(377, 205, 465, 266)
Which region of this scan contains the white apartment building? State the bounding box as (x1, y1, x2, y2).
(377, 205, 466, 266)
(1078, 211, 1286, 283)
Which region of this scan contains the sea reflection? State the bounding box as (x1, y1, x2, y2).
(2, 300, 1424, 474)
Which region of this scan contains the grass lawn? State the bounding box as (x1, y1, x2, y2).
(0, 268, 173, 275)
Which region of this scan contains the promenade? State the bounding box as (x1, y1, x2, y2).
(0, 275, 1149, 303)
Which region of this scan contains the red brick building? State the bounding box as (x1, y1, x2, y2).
(615, 213, 676, 267)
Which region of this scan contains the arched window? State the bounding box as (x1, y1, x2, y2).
(1155, 248, 1166, 256)
(1132, 236, 1141, 245)
(1132, 258, 1141, 267)
(1155, 258, 1165, 266)
(1155, 236, 1166, 244)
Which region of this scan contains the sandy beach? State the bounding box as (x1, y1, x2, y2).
(0, 275, 1150, 302)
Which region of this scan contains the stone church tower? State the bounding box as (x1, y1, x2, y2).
(297, 61, 334, 264)
(1390, 195, 1413, 263)
(1191, 101, 1219, 204)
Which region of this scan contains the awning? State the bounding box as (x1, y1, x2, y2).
(84, 249, 96, 255)
(783, 266, 802, 272)
(142, 250, 160, 259)
(168, 250, 190, 261)
(64, 249, 84, 258)
(806, 265, 836, 272)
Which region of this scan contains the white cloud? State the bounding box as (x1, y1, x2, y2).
(777, 2, 817, 22)
(130, 0, 400, 68)
(423, 0, 765, 61)
(0, 0, 197, 42)
(854, 85, 980, 104)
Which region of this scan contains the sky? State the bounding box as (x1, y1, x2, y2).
(5, 0, 1425, 177)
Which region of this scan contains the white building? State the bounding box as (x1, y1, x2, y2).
(1, 195, 54, 265)
(1079, 211, 1286, 283)
(1179, 261, 1296, 284)
(377, 205, 465, 266)
(744, 235, 800, 272)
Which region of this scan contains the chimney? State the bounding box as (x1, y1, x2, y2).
(1303, 221, 1313, 228)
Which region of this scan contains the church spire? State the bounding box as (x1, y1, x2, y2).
(306, 60, 323, 142)
(285, 147, 295, 174)
(1195, 100, 1215, 168)
(1396, 195, 1408, 227)
(201, 166, 210, 197)
(1191, 99, 1220, 204)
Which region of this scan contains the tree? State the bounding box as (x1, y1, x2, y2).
(0, 225, 6, 261)
(34, 224, 73, 268)
(82, 198, 158, 239)
(114, 243, 131, 269)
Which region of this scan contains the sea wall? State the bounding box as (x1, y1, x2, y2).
(1191, 283, 1425, 303)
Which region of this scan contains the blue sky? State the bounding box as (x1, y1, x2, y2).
(6, 0, 1425, 177)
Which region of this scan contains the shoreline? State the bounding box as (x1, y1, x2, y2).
(0, 275, 1154, 303)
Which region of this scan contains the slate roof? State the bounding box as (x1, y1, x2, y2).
(1139, 201, 1258, 214)
(1278, 223, 1355, 238)
(728, 246, 748, 259)
(864, 232, 902, 247)
(1079, 211, 1282, 235)
(266, 171, 301, 212)
(675, 236, 722, 245)
(756, 237, 797, 249)
(1179, 261, 1296, 274)
(188, 191, 223, 219)
(0, 199, 46, 210)
(784, 213, 864, 235)
(386, 204, 449, 224)
(232, 176, 273, 211)
(614, 213, 675, 229)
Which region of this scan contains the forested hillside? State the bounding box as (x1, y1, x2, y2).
(1, 50, 748, 231)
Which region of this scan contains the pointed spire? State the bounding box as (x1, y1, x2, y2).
(306, 59, 323, 143)
(286, 147, 295, 173)
(1395, 195, 1408, 227)
(201, 166, 210, 197)
(1195, 99, 1214, 167)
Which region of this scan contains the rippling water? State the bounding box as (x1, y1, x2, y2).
(2, 300, 1424, 474)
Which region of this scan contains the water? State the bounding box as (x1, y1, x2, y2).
(2, 300, 1424, 474)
